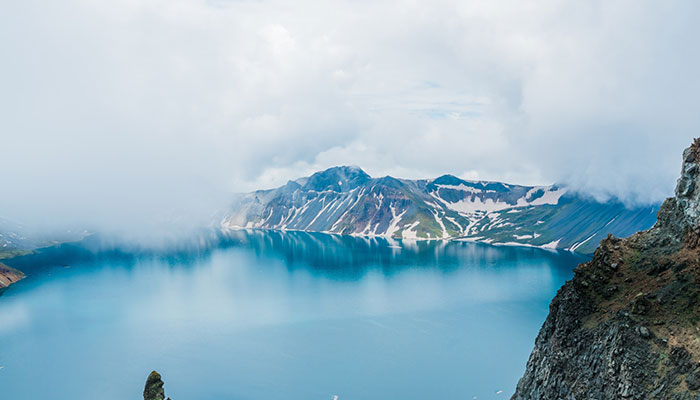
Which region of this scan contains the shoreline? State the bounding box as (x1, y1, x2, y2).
(220, 226, 591, 255)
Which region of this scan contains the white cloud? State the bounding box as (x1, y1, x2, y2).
(0, 0, 698, 237)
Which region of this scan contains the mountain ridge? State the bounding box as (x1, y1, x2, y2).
(222, 166, 659, 254)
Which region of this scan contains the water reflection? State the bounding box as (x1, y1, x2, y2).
(0, 230, 588, 400)
(6, 229, 586, 282)
(220, 230, 586, 279)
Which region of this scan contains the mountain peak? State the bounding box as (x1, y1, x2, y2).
(301, 166, 371, 192)
(431, 174, 467, 186)
(430, 174, 516, 193)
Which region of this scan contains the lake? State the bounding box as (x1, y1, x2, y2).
(0, 230, 587, 400)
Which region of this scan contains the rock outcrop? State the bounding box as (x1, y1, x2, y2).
(144, 371, 171, 400)
(0, 262, 24, 290)
(512, 138, 700, 399)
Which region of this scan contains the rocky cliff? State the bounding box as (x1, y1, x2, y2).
(512, 139, 700, 399)
(0, 262, 24, 290)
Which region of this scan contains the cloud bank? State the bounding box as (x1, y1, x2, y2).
(1, 0, 699, 236)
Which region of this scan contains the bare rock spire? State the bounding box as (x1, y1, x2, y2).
(143, 371, 171, 400)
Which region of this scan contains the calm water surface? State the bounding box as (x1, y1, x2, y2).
(0, 231, 587, 400)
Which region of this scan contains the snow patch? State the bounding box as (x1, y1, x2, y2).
(432, 211, 449, 239)
(402, 221, 421, 240)
(444, 197, 514, 214)
(385, 205, 407, 237)
(435, 184, 495, 193)
(527, 187, 567, 206)
(540, 239, 561, 249)
(569, 232, 598, 252)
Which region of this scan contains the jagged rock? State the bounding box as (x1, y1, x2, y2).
(686, 370, 700, 390)
(144, 371, 170, 400)
(512, 139, 700, 399)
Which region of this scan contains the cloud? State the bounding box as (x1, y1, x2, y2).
(0, 0, 698, 237)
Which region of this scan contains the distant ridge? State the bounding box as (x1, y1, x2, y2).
(222, 166, 659, 254)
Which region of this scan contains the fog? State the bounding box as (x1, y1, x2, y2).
(1, 0, 698, 239)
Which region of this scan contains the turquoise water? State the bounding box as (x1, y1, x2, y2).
(0, 231, 586, 400)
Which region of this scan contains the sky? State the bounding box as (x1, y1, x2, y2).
(1, 0, 699, 236)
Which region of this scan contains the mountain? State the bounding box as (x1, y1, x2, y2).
(512, 139, 700, 399)
(0, 217, 87, 259)
(0, 218, 89, 291)
(222, 166, 659, 254)
(0, 217, 44, 259)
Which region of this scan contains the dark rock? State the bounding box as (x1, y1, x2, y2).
(631, 296, 650, 315)
(670, 347, 694, 374)
(687, 370, 700, 391)
(144, 371, 169, 400)
(605, 285, 619, 298)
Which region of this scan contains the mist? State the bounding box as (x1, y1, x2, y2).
(1, 0, 698, 241)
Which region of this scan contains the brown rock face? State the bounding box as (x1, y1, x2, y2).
(512, 138, 700, 400)
(0, 262, 24, 289)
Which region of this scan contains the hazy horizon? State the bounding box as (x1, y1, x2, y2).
(2, 0, 699, 238)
